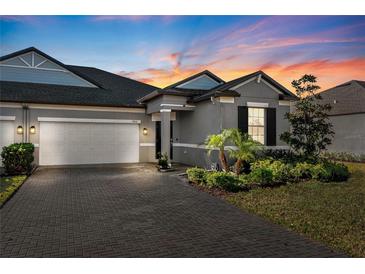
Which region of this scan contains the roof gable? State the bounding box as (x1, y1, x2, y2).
(166, 70, 225, 90)
(176, 73, 223, 90)
(215, 70, 297, 99)
(0, 47, 100, 87)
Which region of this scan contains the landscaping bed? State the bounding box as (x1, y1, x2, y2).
(0, 142, 35, 207)
(187, 162, 364, 257)
(0, 175, 27, 207)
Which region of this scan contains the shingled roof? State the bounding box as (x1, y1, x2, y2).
(319, 80, 365, 116)
(0, 47, 157, 107)
(138, 70, 297, 103)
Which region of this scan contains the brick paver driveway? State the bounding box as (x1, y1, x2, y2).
(0, 164, 344, 257)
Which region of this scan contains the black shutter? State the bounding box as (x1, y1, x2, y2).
(266, 108, 276, 146)
(238, 106, 248, 133)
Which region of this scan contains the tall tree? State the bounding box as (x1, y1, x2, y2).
(280, 74, 334, 160)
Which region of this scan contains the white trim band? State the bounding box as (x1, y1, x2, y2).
(173, 142, 290, 150)
(0, 115, 16, 121)
(140, 143, 155, 147)
(38, 117, 141, 124)
(160, 109, 172, 113)
(160, 103, 184, 107)
(0, 102, 146, 113)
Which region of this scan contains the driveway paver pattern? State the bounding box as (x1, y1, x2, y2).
(0, 164, 345, 257)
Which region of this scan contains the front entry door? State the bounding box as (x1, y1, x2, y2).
(155, 121, 173, 159)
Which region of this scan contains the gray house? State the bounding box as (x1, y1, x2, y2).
(319, 80, 365, 155)
(0, 47, 297, 168)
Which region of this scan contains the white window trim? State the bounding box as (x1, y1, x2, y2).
(38, 117, 141, 124)
(0, 115, 16, 121)
(248, 107, 265, 144)
(279, 100, 291, 106)
(247, 102, 269, 108)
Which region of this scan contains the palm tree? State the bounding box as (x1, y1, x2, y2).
(227, 128, 262, 175)
(205, 130, 230, 171)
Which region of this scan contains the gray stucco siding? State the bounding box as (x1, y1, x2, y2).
(0, 106, 156, 164)
(328, 113, 365, 154)
(0, 66, 95, 87)
(146, 95, 188, 114)
(172, 80, 292, 166)
(175, 100, 221, 144)
(276, 105, 290, 146)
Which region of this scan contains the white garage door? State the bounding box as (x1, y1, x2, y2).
(39, 120, 140, 165)
(0, 120, 15, 149)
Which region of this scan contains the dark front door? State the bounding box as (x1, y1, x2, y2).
(155, 121, 173, 159)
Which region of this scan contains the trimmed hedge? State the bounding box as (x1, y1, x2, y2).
(206, 171, 241, 192)
(186, 167, 208, 185)
(321, 151, 365, 163)
(186, 159, 349, 193)
(1, 143, 34, 175)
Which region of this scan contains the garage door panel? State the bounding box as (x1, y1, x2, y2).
(40, 122, 139, 165)
(0, 121, 15, 149)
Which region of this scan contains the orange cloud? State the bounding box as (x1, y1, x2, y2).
(119, 57, 365, 91)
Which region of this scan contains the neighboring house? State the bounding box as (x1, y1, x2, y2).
(319, 80, 365, 155)
(0, 47, 297, 168)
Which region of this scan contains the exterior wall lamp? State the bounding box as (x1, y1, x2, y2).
(29, 126, 36, 134)
(17, 125, 24, 134)
(143, 128, 148, 135)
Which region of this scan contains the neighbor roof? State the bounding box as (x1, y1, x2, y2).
(0, 47, 157, 107)
(319, 80, 365, 116)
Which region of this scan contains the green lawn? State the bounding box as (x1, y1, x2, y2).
(0, 175, 27, 207)
(225, 163, 365, 257)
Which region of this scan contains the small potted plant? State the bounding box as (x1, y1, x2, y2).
(157, 152, 173, 172)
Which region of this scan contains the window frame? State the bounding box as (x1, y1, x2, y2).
(248, 107, 265, 144)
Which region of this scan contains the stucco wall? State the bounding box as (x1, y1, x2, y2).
(172, 80, 292, 167)
(328, 113, 365, 154)
(0, 106, 156, 164)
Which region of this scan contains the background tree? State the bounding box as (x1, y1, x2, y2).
(205, 131, 230, 171)
(227, 128, 262, 175)
(280, 74, 334, 160)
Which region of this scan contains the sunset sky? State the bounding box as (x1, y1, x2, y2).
(1, 15, 364, 91)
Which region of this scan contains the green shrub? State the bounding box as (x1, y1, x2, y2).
(255, 148, 298, 163)
(186, 167, 208, 185)
(206, 171, 241, 192)
(251, 159, 292, 183)
(248, 167, 274, 187)
(157, 152, 169, 168)
(1, 143, 34, 175)
(291, 162, 314, 180)
(312, 161, 350, 182)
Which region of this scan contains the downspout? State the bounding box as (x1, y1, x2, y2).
(22, 105, 29, 143)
